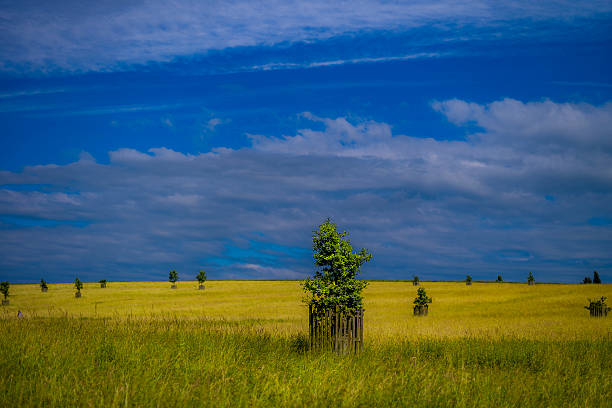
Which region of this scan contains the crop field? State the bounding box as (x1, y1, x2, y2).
(1, 281, 611, 407)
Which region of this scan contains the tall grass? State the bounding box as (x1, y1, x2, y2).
(1, 281, 611, 406)
(0, 317, 610, 407)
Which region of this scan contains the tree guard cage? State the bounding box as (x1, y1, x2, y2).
(309, 305, 363, 353)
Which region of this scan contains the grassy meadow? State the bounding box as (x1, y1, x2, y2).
(1, 281, 611, 406)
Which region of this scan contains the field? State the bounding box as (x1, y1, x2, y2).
(1, 281, 611, 407)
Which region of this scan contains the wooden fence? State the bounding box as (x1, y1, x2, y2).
(309, 305, 363, 353)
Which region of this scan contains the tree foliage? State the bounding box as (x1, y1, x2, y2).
(496, 275, 503, 282)
(196, 270, 207, 284)
(466, 275, 472, 283)
(527, 272, 534, 283)
(169, 270, 178, 284)
(302, 219, 371, 315)
(413, 287, 432, 307)
(0, 281, 9, 300)
(74, 278, 83, 293)
(40, 279, 48, 289)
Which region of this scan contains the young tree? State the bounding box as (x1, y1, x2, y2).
(0, 281, 9, 304)
(169, 270, 179, 288)
(496, 275, 503, 283)
(302, 219, 372, 315)
(74, 278, 83, 297)
(196, 270, 207, 289)
(40, 279, 48, 292)
(527, 272, 535, 285)
(413, 287, 432, 315)
(593, 270, 602, 284)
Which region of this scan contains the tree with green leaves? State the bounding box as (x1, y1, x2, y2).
(74, 278, 83, 297)
(169, 270, 178, 288)
(496, 275, 503, 283)
(40, 279, 48, 292)
(302, 219, 372, 315)
(196, 270, 207, 289)
(413, 287, 432, 316)
(593, 271, 602, 284)
(1, 281, 9, 305)
(99, 279, 107, 288)
(412, 275, 420, 286)
(527, 272, 535, 285)
(466, 275, 472, 285)
(583, 276, 592, 284)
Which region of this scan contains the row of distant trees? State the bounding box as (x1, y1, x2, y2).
(583, 271, 602, 284)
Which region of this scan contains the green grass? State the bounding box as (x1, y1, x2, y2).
(1, 281, 611, 406)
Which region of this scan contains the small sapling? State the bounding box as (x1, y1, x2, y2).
(1, 281, 9, 305)
(169, 270, 178, 289)
(74, 277, 83, 298)
(413, 287, 432, 316)
(196, 270, 207, 290)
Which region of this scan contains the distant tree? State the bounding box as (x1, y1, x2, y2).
(302, 219, 371, 315)
(593, 271, 602, 284)
(196, 270, 207, 285)
(169, 270, 179, 287)
(496, 275, 503, 283)
(412, 275, 420, 286)
(527, 272, 535, 284)
(99, 279, 107, 288)
(0, 281, 9, 300)
(74, 278, 83, 295)
(466, 275, 472, 284)
(583, 276, 592, 284)
(40, 279, 48, 290)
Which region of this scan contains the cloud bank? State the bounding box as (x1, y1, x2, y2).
(1, 98, 611, 282)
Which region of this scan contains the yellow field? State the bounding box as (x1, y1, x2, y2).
(4, 280, 611, 342)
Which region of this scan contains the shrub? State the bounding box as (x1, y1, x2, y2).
(496, 275, 503, 283)
(196, 270, 207, 285)
(169, 270, 178, 286)
(40, 279, 48, 290)
(0, 281, 9, 300)
(74, 278, 83, 294)
(593, 271, 602, 284)
(302, 218, 371, 315)
(583, 276, 592, 284)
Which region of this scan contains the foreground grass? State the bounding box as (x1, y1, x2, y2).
(1, 317, 610, 407)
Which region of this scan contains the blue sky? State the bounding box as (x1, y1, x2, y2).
(1, 0, 611, 283)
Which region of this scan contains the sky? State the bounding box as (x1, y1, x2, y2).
(1, 0, 612, 283)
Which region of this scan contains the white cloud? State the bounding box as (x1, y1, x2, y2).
(1, 98, 611, 282)
(1, 0, 610, 73)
